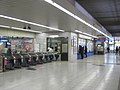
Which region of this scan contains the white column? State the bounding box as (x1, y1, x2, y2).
(60, 32, 78, 61)
(35, 33, 48, 52)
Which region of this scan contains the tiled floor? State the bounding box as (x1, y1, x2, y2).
(0, 53, 120, 90)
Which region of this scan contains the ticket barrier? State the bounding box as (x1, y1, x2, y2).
(3, 55, 14, 70)
(48, 53, 54, 61)
(13, 53, 22, 68)
(43, 53, 48, 63)
(55, 53, 59, 61)
(36, 53, 43, 64)
(28, 53, 37, 66)
(21, 53, 30, 67)
(0, 52, 60, 72)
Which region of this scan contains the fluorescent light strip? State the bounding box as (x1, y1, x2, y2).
(49, 35, 59, 38)
(0, 25, 10, 28)
(83, 32, 98, 38)
(0, 15, 64, 32)
(0, 24, 42, 33)
(11, 27, 42, 33)
(75, 30, 98, 38)
(44, 0, 112, 40)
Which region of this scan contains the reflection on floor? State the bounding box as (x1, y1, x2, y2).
(0, 53, 120, 90)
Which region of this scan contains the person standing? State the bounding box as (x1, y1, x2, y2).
(55, 43, 58, 52)
(7, 47, 14, 68)
(116, 46, 119, 54)
(107, 47, 110, 53)
(119, 47, 120, 54)
(79, 45, 84, 59)
(7, 48, 12, 56)
(84, 46, 87, 58)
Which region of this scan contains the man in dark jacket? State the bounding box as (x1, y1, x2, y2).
(107, 47, 110, 53)
(84, 46, 87, 58)
(79, 45, 84, 59)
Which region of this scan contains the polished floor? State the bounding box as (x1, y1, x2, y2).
(0, 53, 120, 90)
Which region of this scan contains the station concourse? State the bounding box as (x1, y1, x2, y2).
(0, 0, 120, 90)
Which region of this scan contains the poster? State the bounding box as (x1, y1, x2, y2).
(71, 39, 74, 47)
(62, 44, 68, 53)
(10, 38, 34, 52)
(73, 36, 77, 54)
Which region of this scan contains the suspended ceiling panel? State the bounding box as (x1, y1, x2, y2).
(0, 0, 106, 36)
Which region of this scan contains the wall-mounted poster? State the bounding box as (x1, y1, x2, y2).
(10, 38, 34, 52)
(62, 44, 68, 53)
(23, 39, 34, 52)
(71, 39, 74, 47)
(73, 36, 77, 54)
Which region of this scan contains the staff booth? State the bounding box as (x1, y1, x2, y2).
(47, 37, 68, 61)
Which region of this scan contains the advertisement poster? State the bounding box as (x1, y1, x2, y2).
(71, 39, 74, 47)
(62, 44, 68, 53)
(73, 36, 77, 54)
(11, 38, 34, 52)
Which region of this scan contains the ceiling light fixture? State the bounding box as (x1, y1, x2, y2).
(0, 25, 10, 28)
(0, 15, 64, 32)
(75, 30, 98, 38)
(49, 35, 59, 38)
(44, 0, 113, 40)
(11, 27, 42, 33)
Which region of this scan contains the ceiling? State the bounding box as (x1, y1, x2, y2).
(0, 0, 76, 33)
(76, 0, 120, 36)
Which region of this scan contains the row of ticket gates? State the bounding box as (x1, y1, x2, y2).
(1, 52, 59, 72)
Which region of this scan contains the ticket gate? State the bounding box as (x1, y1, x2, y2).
(13, 53, 22, 68)
(21, 53, 30, 67)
